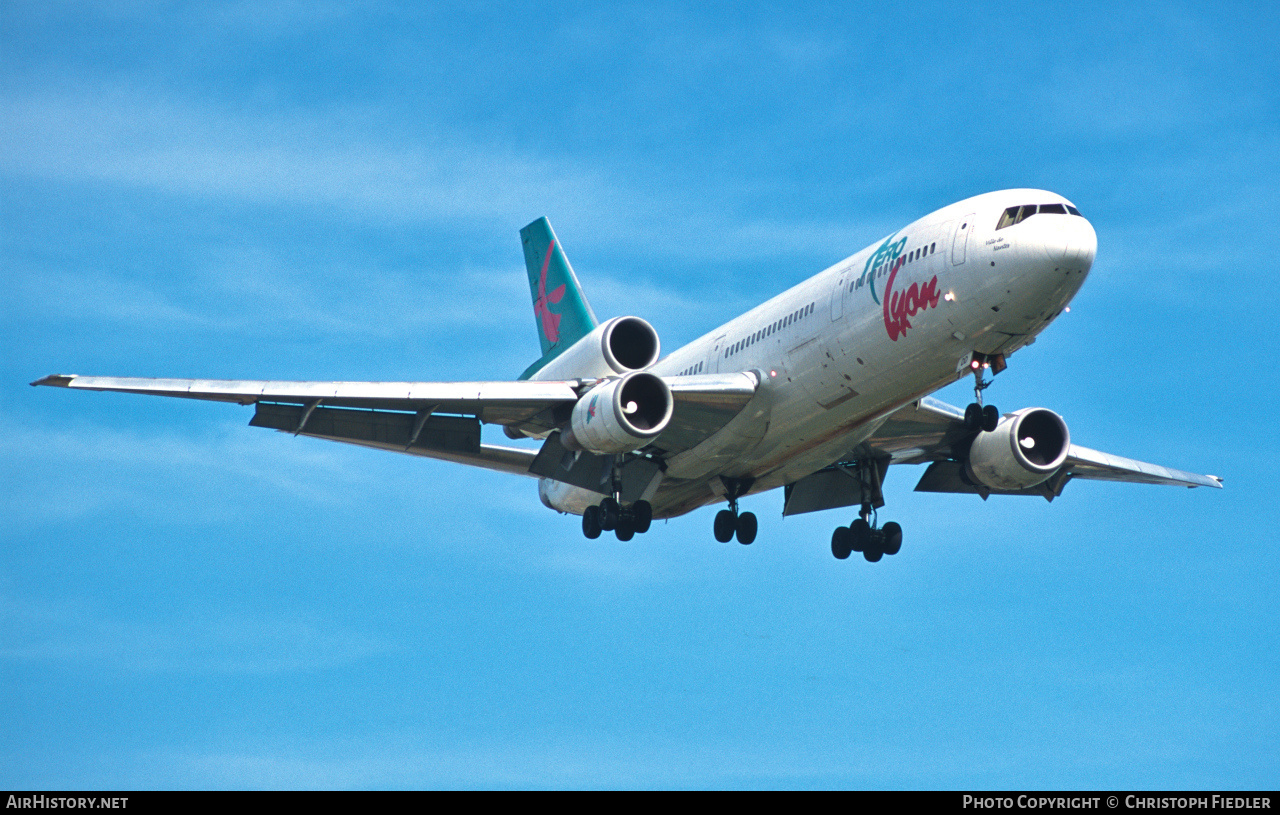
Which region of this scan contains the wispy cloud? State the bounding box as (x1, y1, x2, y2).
(0, 85, 600, 225)
(154, 732, 858, 789)
(1, 592, 395, 674)
(0, 413, 365, 522)
(0, 83, 891, 265)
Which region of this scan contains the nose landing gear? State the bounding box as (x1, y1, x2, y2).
(964, 352, 1005, 432)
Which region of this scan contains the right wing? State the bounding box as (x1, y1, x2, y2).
(873, 397, 1223, 496)
(783, 396, 1221, 516)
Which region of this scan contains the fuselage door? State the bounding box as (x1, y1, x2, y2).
(830, 266, 852, 321)
(951, 213, 975, 266)
(709, 334, 726, 373)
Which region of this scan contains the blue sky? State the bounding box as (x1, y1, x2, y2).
(3, 1, 1278, 789)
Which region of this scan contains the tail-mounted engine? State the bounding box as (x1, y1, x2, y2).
(528, 316, 660, 382)
(561, 371, 674, 455)
(965, 407, 1071, 491)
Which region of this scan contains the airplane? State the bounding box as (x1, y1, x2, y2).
(32, 189, 1222, 561)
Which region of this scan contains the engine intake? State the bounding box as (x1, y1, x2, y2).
(965, 407, 1071, 491)
(561, 372, 673, 455)
(528, 316, 661, 381)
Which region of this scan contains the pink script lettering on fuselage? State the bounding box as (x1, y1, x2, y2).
(882, 258, 940, 341)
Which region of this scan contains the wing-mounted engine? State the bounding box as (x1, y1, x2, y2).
(528, 316, 660, 381)
(561, 371, 674, 455)
(965, 407, 1071, 490)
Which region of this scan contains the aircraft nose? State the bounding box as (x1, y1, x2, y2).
(1037, 214, 1096, 271)
(1070, 217, 1097, 270)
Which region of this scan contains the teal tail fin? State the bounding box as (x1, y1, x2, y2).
(518, 217, 598, 379)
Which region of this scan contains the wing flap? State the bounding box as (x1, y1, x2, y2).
(249, 402, 538, 477)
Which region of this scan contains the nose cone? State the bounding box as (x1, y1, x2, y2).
(993, 210, 1097, 336)
(1022, 212, 1096, 274)
(1069, 217, 1097, 271)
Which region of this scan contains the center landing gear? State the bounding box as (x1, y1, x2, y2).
(581, 457, 653, 541)
(830, 504, 902, 562)
(712, 480, 757, 545)
(582, 497, 653, 541)
(963, 352, 1005, 432)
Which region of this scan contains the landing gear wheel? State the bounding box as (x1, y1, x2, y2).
(736, 511, 757, 545)
(600, 497, 620, 531)
(633, 501, 653, 534)
(615, 514, 636, 541)
(981, 404, 1000, 432)
(582, 505, 602, 540)
(850, 518, 871, 552)
(965, 402, 982, 431)
(713, 509, 737, 543)
(863, 542, 884, 562)
(831, 527, 853, 560)
(882, 521, 902, 556)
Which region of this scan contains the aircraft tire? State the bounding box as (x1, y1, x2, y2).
(850, 519, 871, 552)
(863, 545, 884, 563)
(981, 404, 1000, 432)
(736, 512, 757, 545)
(582, 506, 602, 540)
(882, 522, 902, 556)
(713, 510, 737, 543)
(831, 527, 853, 560)
(633, 501, 653, 534)
(600, 497, 620, 531)
(965, 403, 982, 430)
(615, 515, 636, 541)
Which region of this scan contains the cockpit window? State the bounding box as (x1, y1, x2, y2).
(996, 202, 1084, 230)
(997, 205, 1032, 229)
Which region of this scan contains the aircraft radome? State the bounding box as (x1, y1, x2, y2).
(33, 189, 1222, 561)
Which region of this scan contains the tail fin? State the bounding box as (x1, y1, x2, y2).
(518, 217, 598, 379)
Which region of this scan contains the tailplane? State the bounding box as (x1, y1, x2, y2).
(518, 217, 598, 379)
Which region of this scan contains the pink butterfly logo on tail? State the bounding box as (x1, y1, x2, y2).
(535, 240, 566, 344)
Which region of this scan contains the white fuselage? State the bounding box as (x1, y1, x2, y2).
(539, 189, 1098, 518)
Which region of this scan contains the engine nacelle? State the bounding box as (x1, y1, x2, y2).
(965, 407, 1071, 491)
(561, 371, 673, 455)
(528, 316, 660, 381)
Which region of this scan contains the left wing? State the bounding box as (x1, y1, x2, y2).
(32, 374, 582, 476)
(862, 396, 1223, 498)
(31, 372, 759, 477)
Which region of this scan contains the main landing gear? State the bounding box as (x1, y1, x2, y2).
(712, 479, 757, 545)
(582, 497, 652, 541)
(830, 504, 902, 562)
(963, 352, 1005, 432)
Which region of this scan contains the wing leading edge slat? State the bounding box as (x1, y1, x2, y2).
(32, 375, 581, 423)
